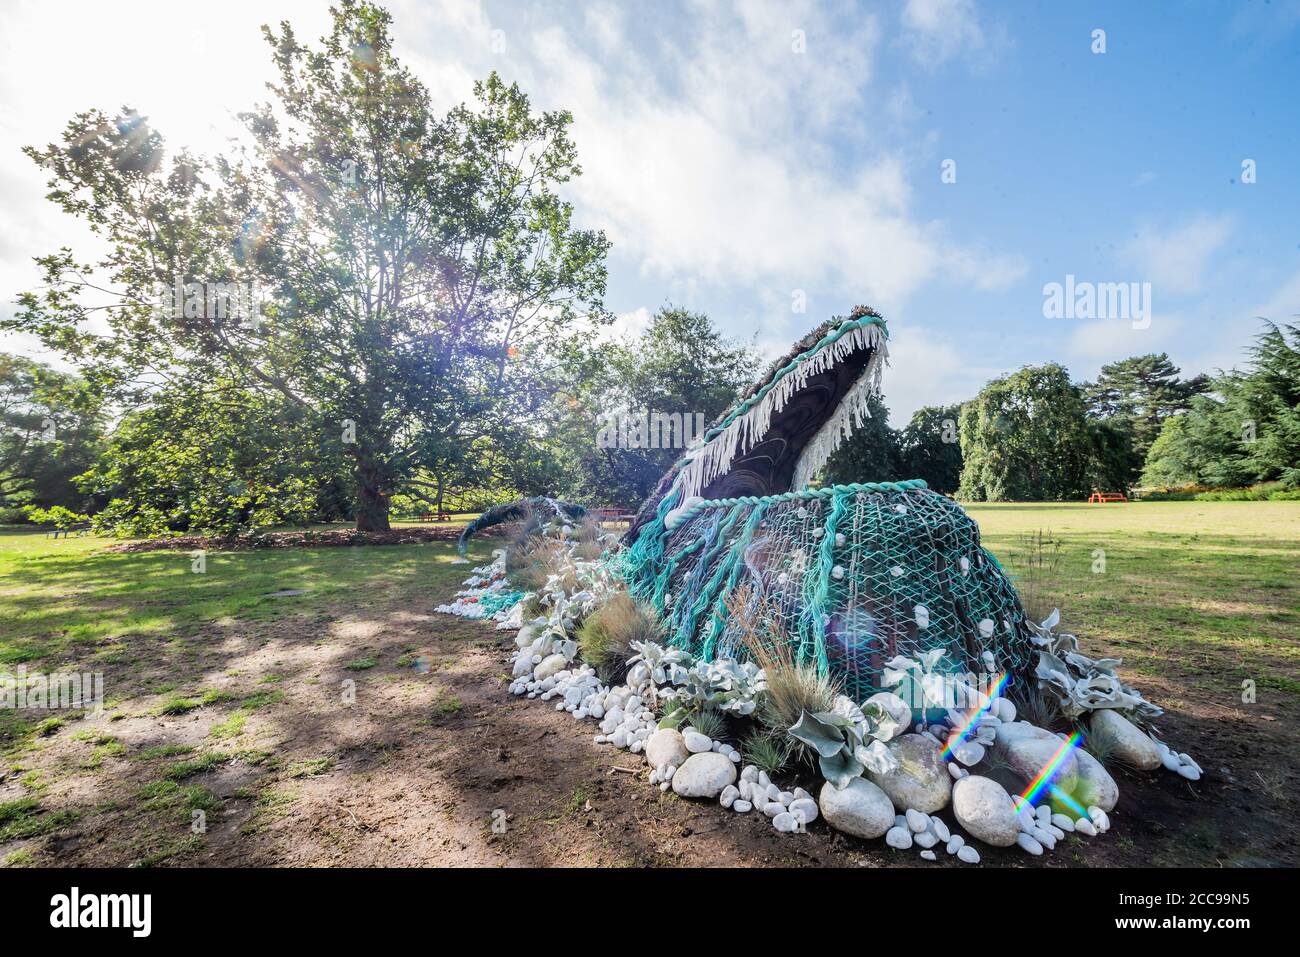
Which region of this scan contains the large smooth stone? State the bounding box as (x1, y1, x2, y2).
(534, 654, 568, 681)
(951, 775, 1020, 847)
(1089, 709, 1162, 771)
(1072, 746, 1120, 812)
(671, 752, 737, 799)
(645, 728, 690, 769)
(865, 734, 952, 814)
(818, 778, 895, 839)
(994, 722, 1079, 793)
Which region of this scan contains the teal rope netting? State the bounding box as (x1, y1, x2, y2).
(621, 481, 1032, 702)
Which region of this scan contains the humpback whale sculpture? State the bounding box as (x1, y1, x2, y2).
(460, 306, 1035, 703)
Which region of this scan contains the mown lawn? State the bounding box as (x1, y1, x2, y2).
(0, 528, 480, 667)
(968, 501, 1300, 701)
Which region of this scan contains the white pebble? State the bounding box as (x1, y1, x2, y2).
(1051, 813, 1075, 833)
(732, 799, 752, 813)
(789, 798, 819, 823)
(920, 849, 937, 861)
(1017, 832, 1044, 856)
(773, 812, 798, 833)
(946, 835, 965, 854)
(720, 785, 739, 809)
(1075, 817, 1097, 836)
(885, 826, 913, 850)
(683, 730, 711, 753)
(957, 844, 981, 864)
(906, 808, 929, 833)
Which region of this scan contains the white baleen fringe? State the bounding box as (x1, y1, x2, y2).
(672, 322, 888, 500)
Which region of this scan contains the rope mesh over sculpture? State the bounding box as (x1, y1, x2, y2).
(622, 481, 1032, 702)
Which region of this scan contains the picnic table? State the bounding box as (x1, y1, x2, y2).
(1087, 492, 1128, 503)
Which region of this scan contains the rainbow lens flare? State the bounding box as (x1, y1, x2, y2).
(1019, 730, 1083, 806)
(1049, 784, 1089, 818)
(940, 672, 1009, 759)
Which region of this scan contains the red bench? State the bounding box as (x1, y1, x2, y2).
(1087, 492, 1128, 503)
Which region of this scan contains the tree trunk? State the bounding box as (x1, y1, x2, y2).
(353, 458, 391, 532)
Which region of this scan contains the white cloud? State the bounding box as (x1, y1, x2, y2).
(436, 1, 1024, 314)
(1065, 315, 1181, 362)
(879, 323, 989, 423)
(899, 0, 987, 66)
(1119, 214, 1233, 296)
(603, 306, 653, 342)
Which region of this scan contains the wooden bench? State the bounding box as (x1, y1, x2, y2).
(417, 511, 452, 522)
(593, 507, 636, 525)
(1087, 492, 1128, 503)
(45, 523, 91, 539)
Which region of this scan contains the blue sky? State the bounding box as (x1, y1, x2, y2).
(1, 0, 1297, 422)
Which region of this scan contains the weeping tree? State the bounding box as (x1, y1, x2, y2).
(8, 0, 609, 531)
(957, 363, 1093, 501)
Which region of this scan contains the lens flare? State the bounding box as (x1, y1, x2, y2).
(1049, 783, 1089, 818)
(940, 671, 1009, 759)
(1019, 731, 1083, 806)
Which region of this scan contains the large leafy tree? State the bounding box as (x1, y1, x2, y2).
(77, 381, 351, 536)
(8, 1, 608, 531)
(541, 306, 759, 508)
(0, 354, 104, 513)
(896, 404, 963, 494)
(823, 395, 903, 486)
(1142, 321, 1300, 488)
(957, 363, 1092, 501)
(1082, 353, 1208, 472)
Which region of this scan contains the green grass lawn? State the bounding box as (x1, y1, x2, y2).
(0, 527, 483, 669)
(967, 501, 1300, 697)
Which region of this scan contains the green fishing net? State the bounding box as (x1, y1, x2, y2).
(621, 480, 1032, 702)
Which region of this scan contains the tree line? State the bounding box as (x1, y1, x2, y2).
(827, 327, 1299, 501)
(6, 310, 1297, 530)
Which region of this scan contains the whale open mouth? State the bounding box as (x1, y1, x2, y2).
(627, 307, 889, 540)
